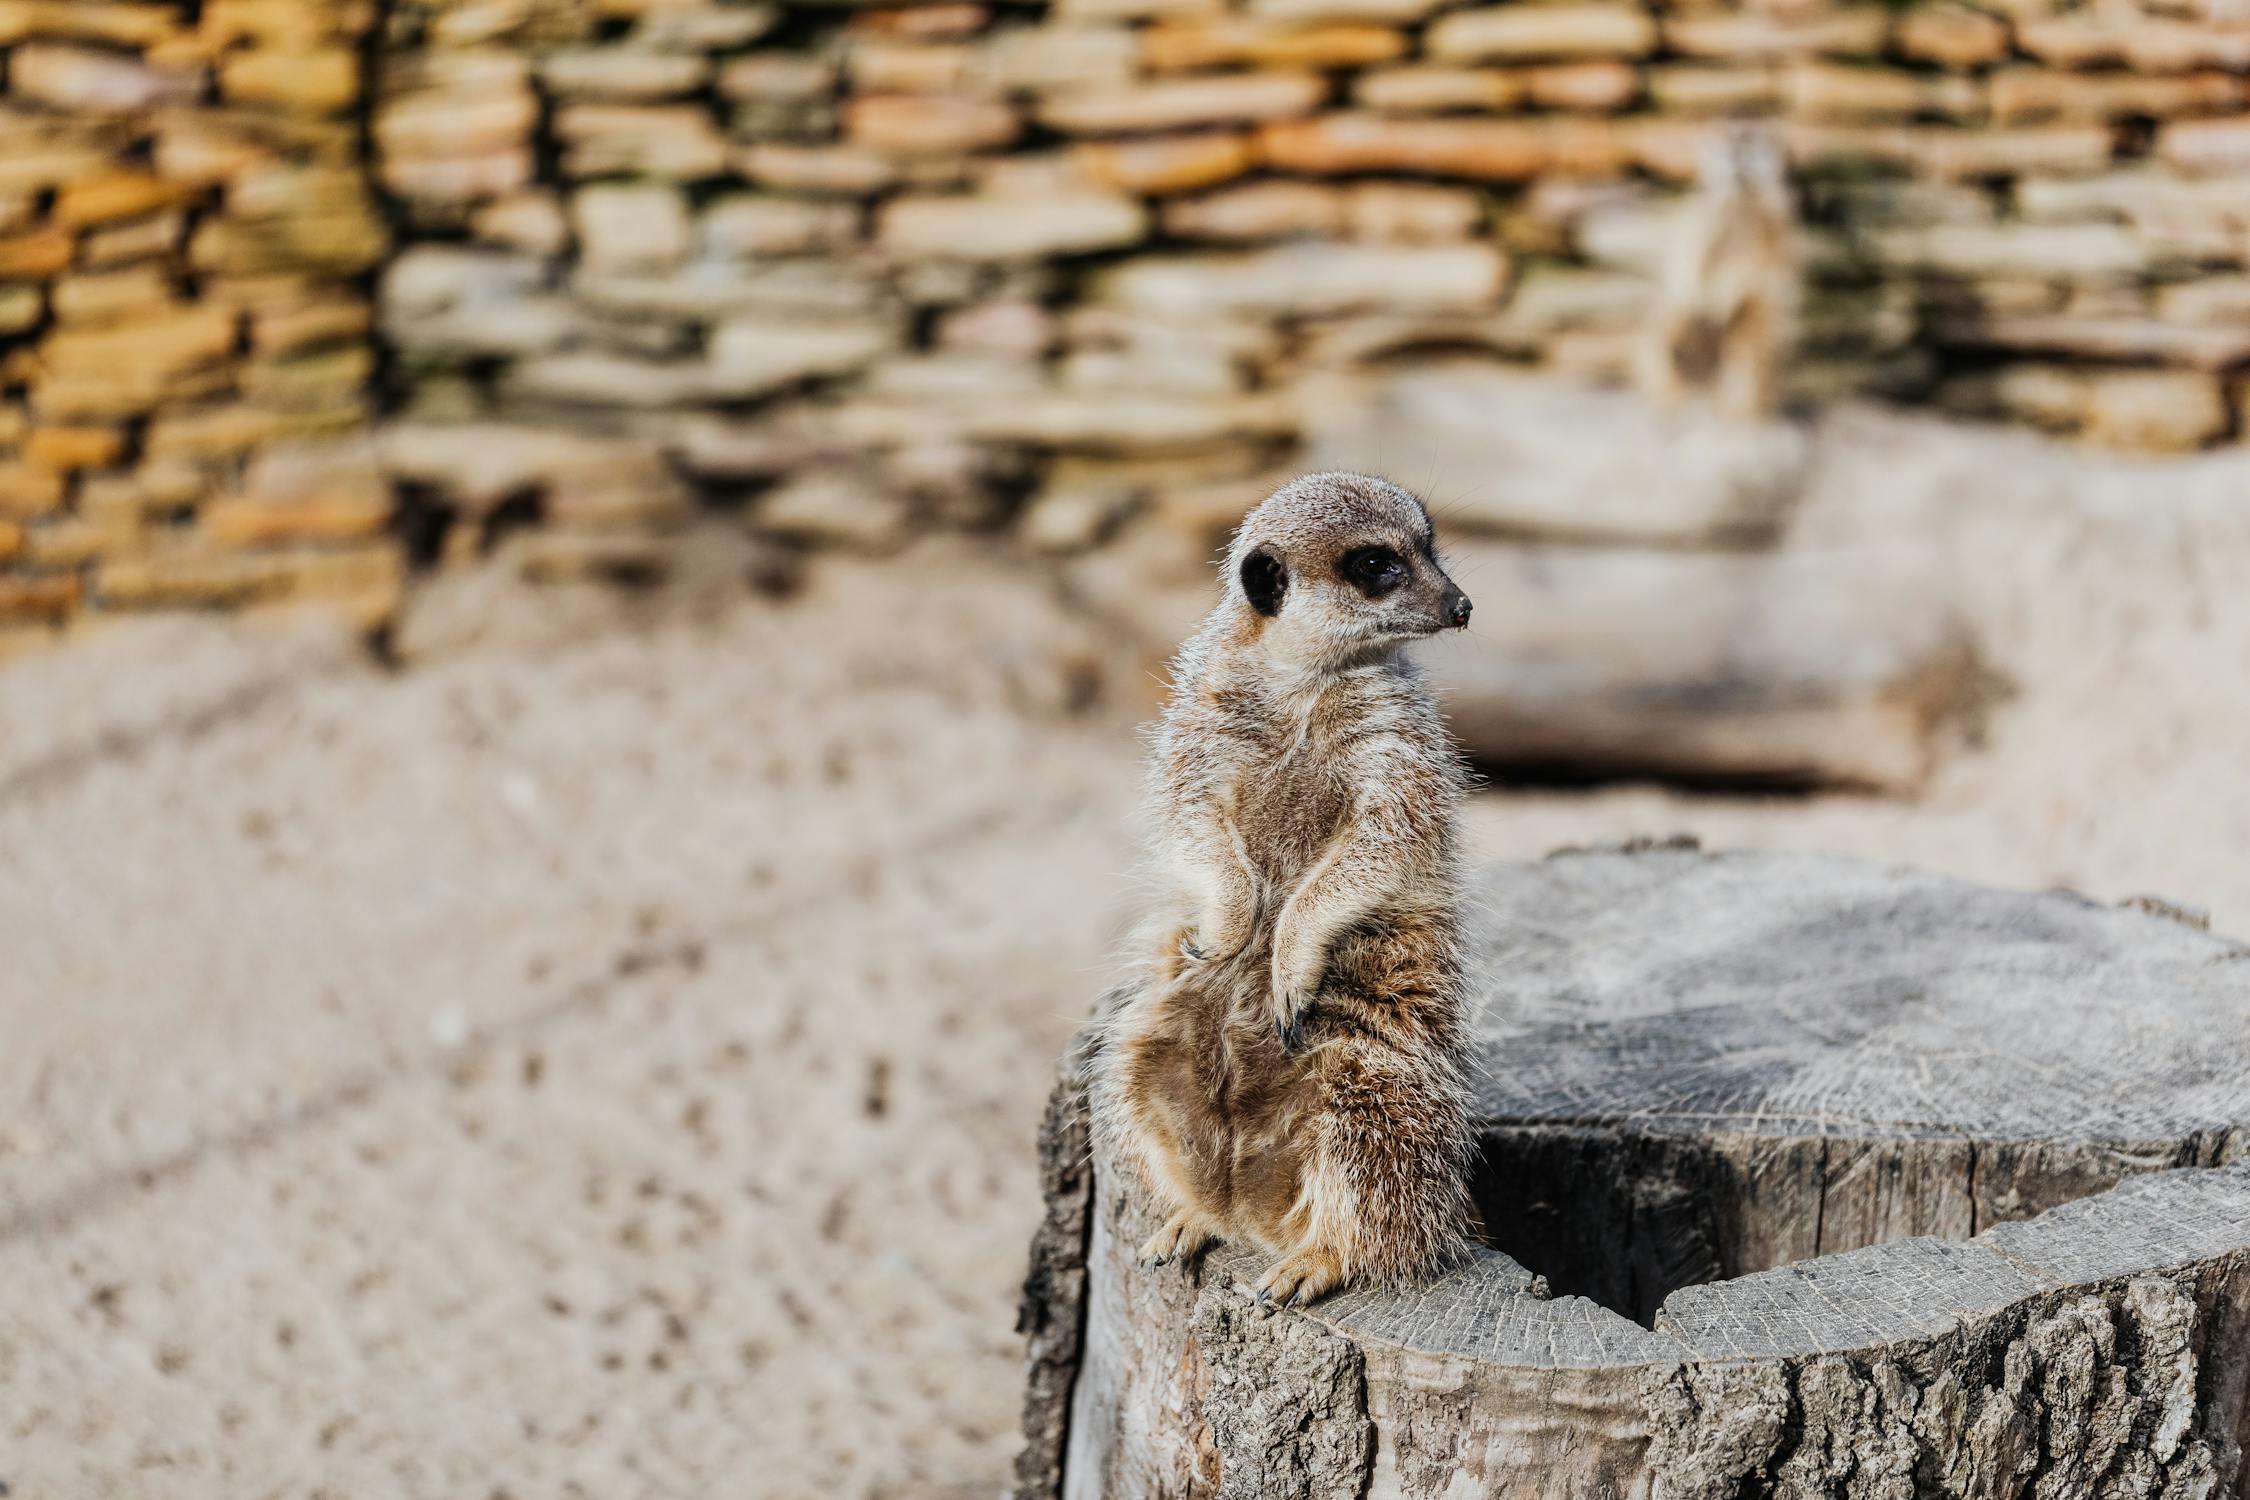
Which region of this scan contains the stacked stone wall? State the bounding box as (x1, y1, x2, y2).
(0, 0, 400, 648)
(7, 0, 2250, 644)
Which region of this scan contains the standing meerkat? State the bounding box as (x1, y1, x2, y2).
(1085, 472, 1476, 1309)
(1639, 123, 1796, 422)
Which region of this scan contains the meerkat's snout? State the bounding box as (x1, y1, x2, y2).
(1447, 591, 1472, 630)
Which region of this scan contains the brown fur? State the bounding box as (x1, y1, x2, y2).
(1084, 472, 1475, 1308)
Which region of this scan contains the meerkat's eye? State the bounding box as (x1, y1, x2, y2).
(1338, 546, 1407, 597)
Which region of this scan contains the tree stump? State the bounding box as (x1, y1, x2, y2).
(1015, 847, 2250, 1500)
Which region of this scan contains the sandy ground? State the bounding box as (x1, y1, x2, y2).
(2, 405, 2248, 1498)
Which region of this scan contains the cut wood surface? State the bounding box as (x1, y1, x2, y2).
(1018, 848, 2250, 1500)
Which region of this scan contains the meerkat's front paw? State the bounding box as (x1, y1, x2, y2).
(1137, 1211, 1219, 1270)
(1254, 1246, 1346, 1311)
(1270, 957, 1320, 1050)
(1186, 907, 1250, 965)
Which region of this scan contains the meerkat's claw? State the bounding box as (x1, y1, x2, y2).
(1255, 1247, 1345, 1312)
(1137, 1212, 1218, 1271)
(1277, 1012, 1302, 1051)
(1275, 994, 1313, 1052)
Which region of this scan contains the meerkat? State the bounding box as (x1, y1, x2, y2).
(1084, 472, 1476, 1310)
(1638, 123, 1797, 422)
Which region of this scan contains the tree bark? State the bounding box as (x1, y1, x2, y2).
(1018, 846, 2250, 1499)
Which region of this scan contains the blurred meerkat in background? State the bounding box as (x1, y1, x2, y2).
(1640, 124, 1798, 422)
(1084, 472, 1476, 1310)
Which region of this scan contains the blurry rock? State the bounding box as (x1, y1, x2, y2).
(1163, 180, 1343, 240)
(846, 95, 1020, 155)
(54, 169, 193, 227)
(1142, 19, 1407, 70)
(378, 422, 672, 514)
(1354, 65, 1528, 113)
(633, 4, 780, 49)
(2081, 371, 2230, 451)
(0, 228, 76, 278)
(1871, 222, 2144, 279)
(1430, 543, 1983, 790)
(1040, 73, 1327, 133)
(1647, 64, 1779, 115)
(1895, 7, 2010, 68)
(756, 471, 911, 551)
(1788, 123, 2111, 183)
(0, 463, 66, 518)
(2159, 277, 2250, 324)
(1932, 315, 2250, 371)
(12, 44, 203, 112)
(1099, 243, 1506, 316)
(573, 184, 692, 273)
(0, 285, 44, 334)
(702, 196, 861, 257)
(2161, 117, 2250, 173)
(506, 352, 710, 408)
(1251, 0, 1448, 16)
(1526, 59, 1641, 111)
(1074, 133, 1257, 195)
(574, 260, 883, 319)
(1020, 484, 1132, 553)
(1309, 365, 1808, 544)
(541, 47, 709, 100)
(1347, 182, 1484, 241)
(1784, 62, 1977, 123)
(879, 192, 1146, 260)
(376, 86, 538, 159)
(1944, 365, 2231, 451)
(555, 105, 730, 179)
(937, 299, 1054, 358)
(1990, 69, 2241, 127)
(859, 352, 1043, 402)
(1427, 4, 1655, 60)
(985, 24, 1140, 90)
(385, 246, 546, 317)
(470, 192, 571, 255)
(1059, 341, 1243, 395)
(515, 531, 676, 585)
(668, 414, 825, 479)
(718, 53, 836, 103)
(965, 391, 1294, 450)
(706, 319, 895, 397)
(1059, 514, 1222, 701)
(852, 4, 992, 41)
(1261, 113, 1597, 179)
(220, 48, 362, 112)
(1664, 11, 1887, 59)
(387, 294, 584, 359)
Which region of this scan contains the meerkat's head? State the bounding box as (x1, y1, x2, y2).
(1223, 473, 1471, 671)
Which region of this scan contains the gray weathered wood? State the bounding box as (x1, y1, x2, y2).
(1019, 848, 2250, 1499)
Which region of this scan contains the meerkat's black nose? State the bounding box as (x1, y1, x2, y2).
(1448, 593, 1473, 629)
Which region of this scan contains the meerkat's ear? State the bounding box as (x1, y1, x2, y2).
(1240, 548, 1287, 617)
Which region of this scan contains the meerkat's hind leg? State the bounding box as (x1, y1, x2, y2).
(1138, 1209, 1221, 1270)
(1254, 1245, 1346, 1310)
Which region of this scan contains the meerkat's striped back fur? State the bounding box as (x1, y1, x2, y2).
(1084, 472, 1477, 1308)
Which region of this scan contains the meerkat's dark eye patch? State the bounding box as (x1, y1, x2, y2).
(1338, 545, 1407, 598)
(1241, 548, 1287, 616)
